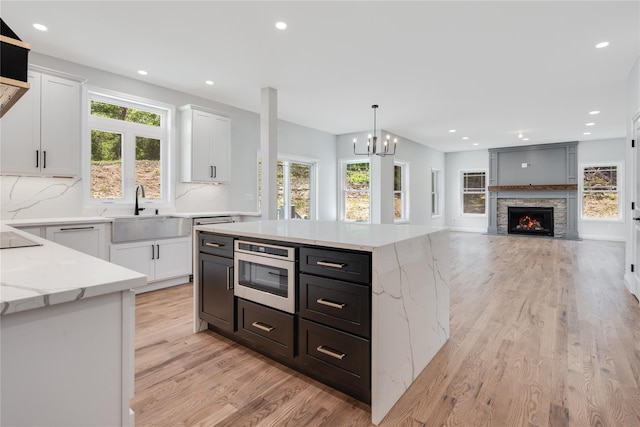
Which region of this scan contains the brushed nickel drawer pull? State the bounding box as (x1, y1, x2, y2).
(316, 345, 346, 360)
(316, 298, 346, 309)
(251, 321, 275, 332)
(316, 261, 345, 269)
(205, 242, 222, 247)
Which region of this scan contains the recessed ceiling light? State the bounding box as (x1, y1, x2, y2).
(518, 133, 523, 139)
(595, 41, 609, 49)
(583, 132, 591, 135)
(462, 136, 469, 140)
(449, 129, 456, 133)
(523, 138, 530, 141)
(137, 70, 148, 76)
(586, 122, 595, 126)
(472, 143, 479, 146)
(589, 110, 600, 115)
(275, 21, 287, 30)
(33, 23, 48, 31)
(205, 80, 214, 86)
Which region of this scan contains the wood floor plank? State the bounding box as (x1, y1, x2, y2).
(131, 232, 639, 426)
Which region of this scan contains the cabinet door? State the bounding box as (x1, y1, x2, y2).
(1, 71, 41, 174)
(40, 74, 80, 176)
(200, 253, 234, 331)
(46, 224, 106, 260)
(154, 237, 191, 281)
(191, 109, 215, 182)
(212, 115, 230, 182)
(110, 241, 155, 279)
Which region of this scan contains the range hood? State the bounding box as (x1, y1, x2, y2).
(0, 18, 30, 118)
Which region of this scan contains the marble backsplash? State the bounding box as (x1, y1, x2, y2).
(0, 176, 232, 220)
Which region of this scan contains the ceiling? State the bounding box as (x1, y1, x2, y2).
(2, 1, 639, 153)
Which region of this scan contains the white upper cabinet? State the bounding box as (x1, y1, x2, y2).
(1, 68, 83, 177)
(179, 104, 231, 183)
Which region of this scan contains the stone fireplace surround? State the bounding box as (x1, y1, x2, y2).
(487, 142, 579, 240)
(498, 198, 566, 237)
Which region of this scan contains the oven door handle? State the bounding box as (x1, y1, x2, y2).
(267, 271, 288, 278)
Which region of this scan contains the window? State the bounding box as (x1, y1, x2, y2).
(87, 90, 170, 205)
(278, 158, 315, 220)
(394, 162, 408, 221)
(257, 155, 317, 220)
(342, 160, 370, 222)
(582, 164, 621, 220)
(432, 168, 442, 217)
(461, 171, 486, 215)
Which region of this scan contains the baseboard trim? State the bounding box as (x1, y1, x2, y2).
(578, 234, 626, 242)
(447, 227, 486, 233)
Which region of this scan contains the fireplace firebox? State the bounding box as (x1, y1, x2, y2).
(507, 207, 554, 237)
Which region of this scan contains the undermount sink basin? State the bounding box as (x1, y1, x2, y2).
(111, 215, 191, 243)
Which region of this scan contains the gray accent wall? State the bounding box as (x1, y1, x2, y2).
(487, 142, 579, 239)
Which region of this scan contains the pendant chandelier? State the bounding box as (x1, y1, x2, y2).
(353, 104, 397, 157)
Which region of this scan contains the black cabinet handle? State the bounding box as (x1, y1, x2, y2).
(210, 165, 213, 178)
(213, 165, 217, 178)
(316, 345, 346, 360)
(43, 151, 46, 169)
(156, 244, 160, 259)
(633, 217, 640, 221)
(60, 226, 95, 231)
(35, 150, 39, 168)
(151, 244, 155, 260)
(226, 266, 233, 290)
(251, 321, 274, 332)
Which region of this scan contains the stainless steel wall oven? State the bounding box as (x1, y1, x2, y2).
(234, 240, 296, 313)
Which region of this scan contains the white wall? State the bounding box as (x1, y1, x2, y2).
(0, 53, 335, 220)
(577, 138, 627, 241)
(278, 120, 337, 221)
(445, 150, 489, 232)
(336, 132, 445, 226)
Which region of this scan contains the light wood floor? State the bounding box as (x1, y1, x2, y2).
(131, 232, 640, 426)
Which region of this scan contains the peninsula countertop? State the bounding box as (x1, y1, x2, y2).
(194, 219, 448, 251)
(0, 224, 146, 315)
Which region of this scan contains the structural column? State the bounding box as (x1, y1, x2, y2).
(260, 87, 278, 220)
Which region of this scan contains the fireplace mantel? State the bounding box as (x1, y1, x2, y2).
(488, 184, 577, 191)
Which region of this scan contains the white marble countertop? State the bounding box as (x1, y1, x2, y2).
(195, 220, 448, 251)
(0, 225, 147, 315)
(3, 212, 260, 227)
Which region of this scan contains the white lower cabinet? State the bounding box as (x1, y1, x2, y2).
(46, 224, 107, 260)
(110, 236, 191, 282)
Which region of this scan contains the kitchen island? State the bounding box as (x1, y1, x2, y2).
(193, 220, 450, 425)
(0, 224, 147, 426)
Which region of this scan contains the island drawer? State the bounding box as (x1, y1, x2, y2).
(236, 298, 294, 359)
(299, 246, 371, 285)
(299, 273, 370, 338)
(298, 319, 370, 403)
(199, 233, 234, 258)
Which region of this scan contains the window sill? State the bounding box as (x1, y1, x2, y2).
(579, 217, 624, 223)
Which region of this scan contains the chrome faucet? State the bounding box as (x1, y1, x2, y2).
(134, 184, 145, 215)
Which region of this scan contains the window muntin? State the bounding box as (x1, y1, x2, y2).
(461, 171, 486, 215)
(87, 91, 169, 204)
(582, 165, 620, 220)
(343, 161, 370, 222)
(432, 169, 442, 217)
(394, 162, 408, 221)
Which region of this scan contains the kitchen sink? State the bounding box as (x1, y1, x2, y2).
(110, 215, 191, 243)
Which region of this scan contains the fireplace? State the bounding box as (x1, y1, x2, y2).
(508, 207, 554, 237)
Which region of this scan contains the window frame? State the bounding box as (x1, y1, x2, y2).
(431, 168, 442, 218)
(340, 159, 371, 223)
(83, 87, 174, 208)
(460, 170, 487, 216)
(277, 155, 318, 220)
(579, 162, 623, 222)
(394, 161, 409, 223)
